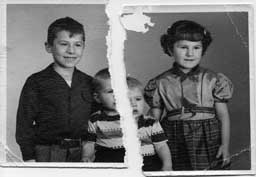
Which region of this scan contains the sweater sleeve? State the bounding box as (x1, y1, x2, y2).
(16, 76, 39, 161)
(151, 120, 167, 144)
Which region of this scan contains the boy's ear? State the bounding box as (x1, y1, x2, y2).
(93, 92, 101, 103)
(45, 42, 52, 54)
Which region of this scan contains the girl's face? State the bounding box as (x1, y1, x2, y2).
(171, 40, 203, 73)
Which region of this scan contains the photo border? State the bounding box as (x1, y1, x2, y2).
(0, 0, 255, 177)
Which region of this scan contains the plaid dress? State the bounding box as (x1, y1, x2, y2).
(144, 63, 233, 170)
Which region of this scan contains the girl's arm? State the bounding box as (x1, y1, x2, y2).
(148, 108, 163, 120)
(215, 102, 230, 166)
(81, 141, 95, 162)
(24, 159, 36, 162)
(155, 143, 172, 171)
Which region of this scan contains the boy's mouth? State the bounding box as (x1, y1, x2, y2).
(64, 57, 77, 60)
(64, 57, 76, 59)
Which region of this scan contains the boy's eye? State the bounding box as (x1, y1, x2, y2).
(106, 90, 113, 94)
(136, 97, 142, 101)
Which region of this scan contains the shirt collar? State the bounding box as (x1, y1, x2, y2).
(46, 63, 79, 86)
(46, 63, 77, 75)
(172, 62, 201, 82)
(137, 115, 146, 129)
(101, 111, 121, 121)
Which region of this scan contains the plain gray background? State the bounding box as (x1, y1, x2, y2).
(124, 12, 250, 170)
(7, 4, 108, 161)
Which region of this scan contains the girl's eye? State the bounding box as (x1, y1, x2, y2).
(60, 43, 68, 46)
(180, 46, 187, 49)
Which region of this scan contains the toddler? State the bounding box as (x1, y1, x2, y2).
(82, 68, 172, 171)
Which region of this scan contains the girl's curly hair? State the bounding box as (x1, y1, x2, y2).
(160, 20, 212, 56)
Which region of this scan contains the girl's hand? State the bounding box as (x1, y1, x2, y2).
(161, 164, 172, 171)
(81, 156, 93, 162)
(216, 145, 230, 167)
(24, 159, 36, 162)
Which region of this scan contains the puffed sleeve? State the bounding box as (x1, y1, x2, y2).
(144, 78, 164, 109)
(213, 73, 234, 102)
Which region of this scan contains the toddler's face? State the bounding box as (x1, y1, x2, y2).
(96, 79, 117, 115)
(45, 30, 84, 69)
(172, 40, 203, 73)
(128, 87, 145, 119)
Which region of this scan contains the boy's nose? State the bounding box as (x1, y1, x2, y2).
(67, 45, 75, 54)
(130, 99, 137, 107)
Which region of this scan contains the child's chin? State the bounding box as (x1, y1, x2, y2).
(133, 114, 142, 118)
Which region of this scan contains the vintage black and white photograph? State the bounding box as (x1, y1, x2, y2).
(1, 1, 256, 177)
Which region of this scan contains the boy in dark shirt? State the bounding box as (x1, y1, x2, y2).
(16, 17, 95, 162)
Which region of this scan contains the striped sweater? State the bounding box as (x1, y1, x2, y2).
(86, 110, 167, 156)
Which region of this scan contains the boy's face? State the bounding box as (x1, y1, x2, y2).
(128, 87, 145, 119)
(172, 40, 203, 73)
(95, 79, 117, 115)
(45, 30, 85, 69)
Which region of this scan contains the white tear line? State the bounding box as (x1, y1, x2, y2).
(105, 0, 143, 176)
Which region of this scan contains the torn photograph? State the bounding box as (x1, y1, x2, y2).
(0, 1, 255, 177)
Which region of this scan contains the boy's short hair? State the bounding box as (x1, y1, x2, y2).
(47, 16, 85, 45)
(93, 68, 111, 92)
(93, 69, 143, 94)
(160, 20, 212, 56)
(127, 77, 143, 93)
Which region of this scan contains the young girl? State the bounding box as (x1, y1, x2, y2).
(144, 20, 233, 170)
